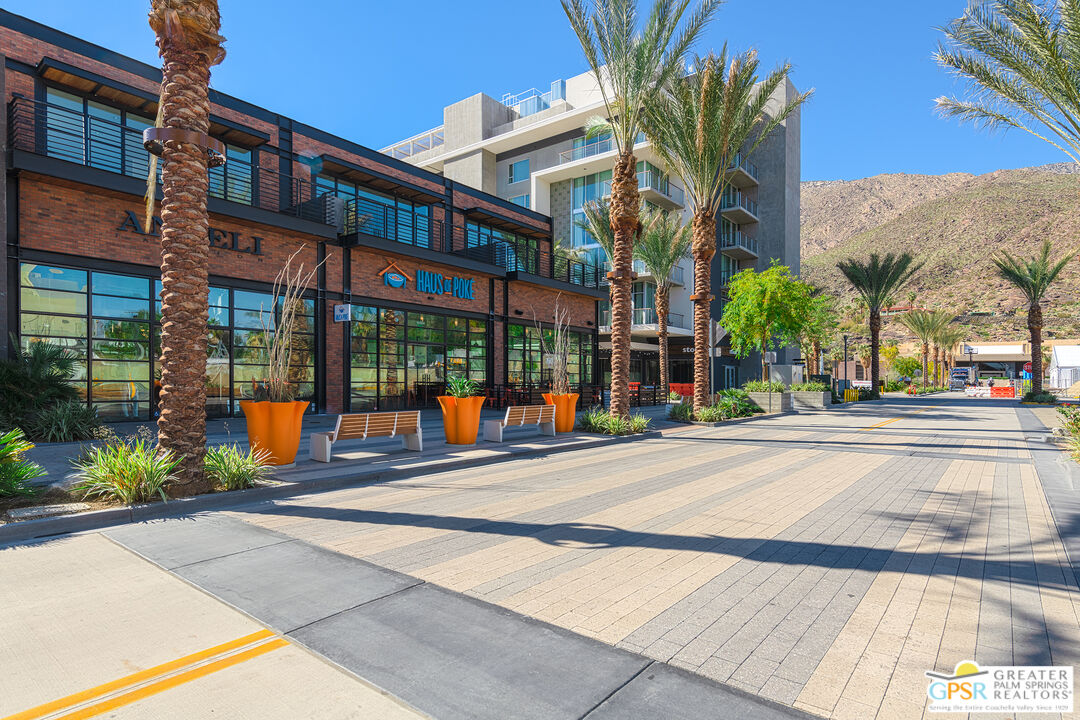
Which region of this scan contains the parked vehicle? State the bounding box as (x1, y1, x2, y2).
(950, 367, 974, 390)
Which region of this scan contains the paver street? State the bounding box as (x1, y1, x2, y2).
(3, 394, 1079, 719)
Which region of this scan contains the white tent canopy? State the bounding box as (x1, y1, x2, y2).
(1049, 345, 1080, 389)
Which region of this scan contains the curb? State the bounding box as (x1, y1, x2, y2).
(0, 429, 661, 544)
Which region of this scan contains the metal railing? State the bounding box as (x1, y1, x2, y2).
(721, 188, 758, 217)
(8, 96, 322, 222)
(637, 168, 685, 206)
(631, 260, 685, 286)
(600, 308, 683, 327)
(560, 137, 614, 164)
(720, 230, 758, 255)
(483, 383, 604, 410)
(342, 196, 446, 250)
(728, 152, 758, 180)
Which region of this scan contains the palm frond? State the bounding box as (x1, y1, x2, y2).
(634, 208, 691, 291)
(992, 238, 1076, 304)
(835, 253, 923, 312)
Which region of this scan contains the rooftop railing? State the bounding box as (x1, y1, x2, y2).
(8, 96, 323, 222)
(382, 126, 445, 160)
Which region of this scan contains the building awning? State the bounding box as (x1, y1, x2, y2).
(37, 58, 270, 147)
(316, 154, 445, 204)
(463, 208, 549, 240)
(599, 341, 661, 353)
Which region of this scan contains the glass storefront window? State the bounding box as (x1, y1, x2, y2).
(18, 262, 316, 421)
(507, 324, 595, 388)
(348, 305, 488, 411)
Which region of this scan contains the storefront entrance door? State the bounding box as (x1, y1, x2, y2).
(408, 344, 444, 407)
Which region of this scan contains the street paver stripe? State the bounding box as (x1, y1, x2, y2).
(2, 629, 276, 720)
(50, 638, 288, 720)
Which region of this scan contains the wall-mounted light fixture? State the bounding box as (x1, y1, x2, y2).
(513, 309, 524, 316)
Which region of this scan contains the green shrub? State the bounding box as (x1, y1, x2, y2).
(24, 400, 101, 443)
(578, 406, 650, 435)
(1057, 406, 1080, 436)
(1023, 390, 1056, 404)
(695, 405, 726, 422)
(790, 381, 828, 392)
(884, 379, 908, 392)
(668, 391, 682, 402)
(0, 340, 80, 432)
(205, 444, 273, 491)
(743, 380, 786, 393)
(669, 402, 694, 423)
(0, 429, 44, 497)
(857, 388, 879, 401)
(72, 439, 179, 505)
(716, 388, 750, 401)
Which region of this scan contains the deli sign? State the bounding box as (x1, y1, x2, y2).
(118, 210, 264, 256)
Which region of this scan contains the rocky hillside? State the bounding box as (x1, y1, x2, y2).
(800, 166, 1080, 342)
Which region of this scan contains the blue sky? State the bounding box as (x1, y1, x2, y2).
(5, 0, 1067, 181)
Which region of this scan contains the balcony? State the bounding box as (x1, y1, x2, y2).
(382, 126, 445, 160)
(726, 152, 758, 188)
(8, 96, 326, 224)
(342, 196, 446, 249)
(599, 308, 691, 335)
(559, 137, 614, 164)
(718, 271, 734, 288)
(637, 168, 685, 209)
(632, 260, 686, 286)
(720, 188, 758, 224)
(719, 230, 758, 259)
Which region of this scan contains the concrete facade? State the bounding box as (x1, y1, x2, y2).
(387, 67, 804, 388)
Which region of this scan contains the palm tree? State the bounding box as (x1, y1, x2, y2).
(148, 1, 226, 496)
(574, 200, 615, 261)
(635, 209, 691, 395)
(563, 0, 717, 418)
(993, 240, 1073, 394)
(898, 310, 950, 388)
(935, 0, 1080, 163)
(645, 50, 810, 411)
(936, 324, 965, 385)
(836, 253, 922, 396)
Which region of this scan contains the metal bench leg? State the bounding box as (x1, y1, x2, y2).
(540, 421, 556, 438)
(483, 420, 504, 442)
(310, 432, 332, 463)
(402, 430, 422, 452)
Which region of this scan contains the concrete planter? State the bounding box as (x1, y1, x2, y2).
(792, 391, 831, 410)
(746, 392, 792, 413)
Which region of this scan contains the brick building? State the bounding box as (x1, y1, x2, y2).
(0, 10, 604, 421)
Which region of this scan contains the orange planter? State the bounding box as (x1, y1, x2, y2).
(239, 400, 308, 465)
(542, 393, 579, 433)
(437, 395, 485, 445)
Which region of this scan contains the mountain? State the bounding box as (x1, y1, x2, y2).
(799, 165, 1080, 342)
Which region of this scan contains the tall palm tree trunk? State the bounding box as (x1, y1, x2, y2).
(691, 212, 716, 412)
(656, 287, 670, 396)
(921, 342, 929, 388)
(150, 1, 223, 496)
(931, 344, 940, 387)
(1029, 303, 1044, 394)
(607, 153, 638, 419)
(869, 309, 881, 394)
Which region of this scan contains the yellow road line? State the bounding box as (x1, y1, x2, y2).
(860, 406, 934, 431)
(3, 629, 275, 720)
(52, 638, 288, 720)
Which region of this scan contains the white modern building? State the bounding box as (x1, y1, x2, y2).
(385, 68, 802, 389)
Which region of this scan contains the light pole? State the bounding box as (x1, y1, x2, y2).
(843, 334, 849, 390)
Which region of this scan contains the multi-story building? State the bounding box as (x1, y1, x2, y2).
(0, 10, 606, 421)
(386, 68, 803, 389)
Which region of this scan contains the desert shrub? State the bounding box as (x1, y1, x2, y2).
(1023, 390, 1056, 404)
(627, 414, 650, 434)
(72, 439, 179, 505)
(205, 444, 273, 491)
(743, 380, 786, 393)
(669, 402, 694, 423)
(857, 388, 879, 401)
(1057, 406, 1080, 436)
(884, 379, 907, 392)
(24, 400, 101, 443)
(695, 405, 726, 422)
(445, 375, 482, 398)
(668, 391, 682, 402)
(790, 381, 828, 392)
(0, 429, 44, 497)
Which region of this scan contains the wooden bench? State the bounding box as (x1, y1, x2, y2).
(310, 410, 422, 462)
(483, 404, 556, 442)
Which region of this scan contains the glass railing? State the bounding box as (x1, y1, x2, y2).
(728, 152, 758, 180)
(667, 312, 685, 327)
(632, 260, 685, 285)
(637, 168, 685, 206)
(560, 137, 614, 164)
(721, 189, 758, 217)
(599, 308, 683, 327)
(719, 231, 758, 255)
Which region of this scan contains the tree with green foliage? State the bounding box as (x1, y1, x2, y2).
(992, 239, 1074, 394)
(836, 253, 922, 395)
(635, 209, 691, 395)
(644, 50, 810, 411)
(893, 356, 922, 380)
(799, 292, 838, 374)
(880, 341, 900, 380)
(898, 310, 951, 388)
(721, 262, 814, 381)
(935, 0, 1080, 163)
(563, 0, 718, 418)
